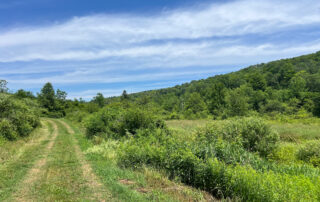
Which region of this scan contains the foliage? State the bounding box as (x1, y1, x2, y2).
(297, 141, 320, 167)
(38, 82, 68, 117)
(116, 118, 320, 201)
(215, 118, 279, 157)
(0, 80, 8, 93)
(0, 93, 40, 141)
(119, 108, 166, 135)
(14, 89, 35, 99)
(226, 87, 249, 117)
(38, 82, 55, 111)
(111, 51, 320, 119)
(184, 92, 208, 119)
(121, 90, 129, 101)
(0, 119, 18, 140)
(92, 93, 105, 107)
(66, 51, 320, 201)
(85, 104, 165, 138)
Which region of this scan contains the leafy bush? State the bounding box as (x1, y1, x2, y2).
(0, 94, 40, 140)
(118, 128, 320, 201)
(119, 108, 166, 136)
(297, 141, 320, 167)
(85, 115, 106, 138)
(0, 119, 18, 140)
(85, 105, 123, 138)
(85, 105, 166, 138)
(199, 118, 279, 157)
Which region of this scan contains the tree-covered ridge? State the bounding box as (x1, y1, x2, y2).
(111, 51, 320, 119)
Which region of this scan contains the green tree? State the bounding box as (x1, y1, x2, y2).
(247, 73, 267, 91)
(55, 89, 68, 116)
(92, 93, 105, 108)
(121, 90, 129, 101)
(184, 92, 207, 116)
(39, 82, 56, 111)
(279, 63, 295, 87)
(226, 88, 249, 116)
(306, 73, 320, 92)
(289, 75, 306, 98)
(208, 83, 226, 115)
(15, 89, 35, 99)
(56, 89, 67, 101)
(0, 80, 8, 93)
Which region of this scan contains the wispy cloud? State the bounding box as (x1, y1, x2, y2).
(1, 0, 320, 98)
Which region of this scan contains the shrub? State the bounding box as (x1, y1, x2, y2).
(119, 109, 153, 135)
(119, 108, 166, 136)
(200, 118, 279, 157)
(85, 115, 106, 138)
(0, 95, 40, 140)
(118, 130, 320, 201)
(0, 119, 18, 140)
(85, 105, 166, 138)
(297, 141, 320, 167)
(84, 105, 123, 138)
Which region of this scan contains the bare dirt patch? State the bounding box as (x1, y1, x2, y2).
(119, 179, 136, 185)
(136, 187, 150, 194)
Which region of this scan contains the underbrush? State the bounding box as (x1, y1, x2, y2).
(297, 141, 320, 167)
(84, 104, 166, 139)
(116, 119, 320, 201)
(0, 94, 40, 140)
(79, 105, 320, 201)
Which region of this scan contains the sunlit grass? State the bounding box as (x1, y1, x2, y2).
(270, 123, 320, 142)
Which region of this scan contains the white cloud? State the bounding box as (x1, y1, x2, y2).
(1, 0, 320, 98)
(0, 0, 319, 62)
(6, 68, 227, 85)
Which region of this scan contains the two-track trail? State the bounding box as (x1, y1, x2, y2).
(12, 120, 59, 201)
(0, 119, 111, 202)
(56, 119, 110, 201)
(0, 119, 210, 202)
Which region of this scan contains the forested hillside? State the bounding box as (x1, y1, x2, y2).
(108, 51, 320, 119)
(2, 52, 320, 201)
(65, 51, 320, 201)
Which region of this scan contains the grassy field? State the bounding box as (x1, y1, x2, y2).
(166, 119, 320, 165)
(0, 119, 213, 201)
(67, 119, 214, 202)
(2, 118, 319, 201)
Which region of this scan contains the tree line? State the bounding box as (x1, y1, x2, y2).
(101, 51, 320, 120)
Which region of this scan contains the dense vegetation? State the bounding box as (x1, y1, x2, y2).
(0, 80, 40, 141)
(0, 81, 68, 142)
(101, 51, 320, 120)
(2, 51, 320, 201)
(64, 52, 320, 201)
(72, 102, 320, 201)
(38, 82, 68, 117)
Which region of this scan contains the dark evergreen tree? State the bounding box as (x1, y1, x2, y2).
(121, 90, 129, 101)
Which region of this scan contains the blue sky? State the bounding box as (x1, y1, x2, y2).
(1, 0, 320, 100)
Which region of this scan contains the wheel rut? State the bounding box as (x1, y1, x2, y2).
(13, 120, 59, 202)
(57, 120, 111, 201)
